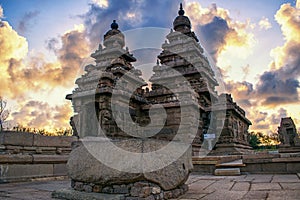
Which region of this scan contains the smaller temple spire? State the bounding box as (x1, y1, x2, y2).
(178, 3, 185, 16)
(111, 20, 118, 30)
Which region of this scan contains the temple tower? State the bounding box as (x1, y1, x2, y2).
(146, 3, 252, 155)
(67, 20, 147, 139)
(64, 20, 193, 199)
(278, 117, 300, 153)
(146, 4, 219, 154)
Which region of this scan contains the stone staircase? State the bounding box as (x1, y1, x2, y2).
(214, 159, 245, 176)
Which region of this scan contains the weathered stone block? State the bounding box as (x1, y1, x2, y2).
(32, 155, 68, 164)
(151, 187, 161, 194)
(214, 168, 241, 176)
(241, 163, 262, 173)
(67, 138, 192, 191)
(5, 145, 23, 154)
(54, 163, 68, 176)
(272, 157, 300, 163)
(0, 154, 32, 164)
(83, 184, 93, 193)
(139, 186, 151, 198)
(23, 146, 38, 152)
(33, 134, 75, 147)
(102, 186, 114, 194)
(113, 185, 129, 194)
(93, 185, 102, 193)
(192, 164, 215, 174)
(0, 132, 33, 146)
(286, 162, 300, 173)
(0, 164, 54, 181)
(262, 163, 286, 173)
(143, 141, 192, 190)
(68, 140, 144, 186)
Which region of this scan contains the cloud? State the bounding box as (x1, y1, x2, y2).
(186, 3, 231, 25)
(82, 0, 181, 46)
(224, 3, 300, 132)
(242, 64, 250, 79)
(199, 16, 229, 61)
(55, 27, 90, 84)
(248, 107, 292, 134)
(0, 21, 28, 98)
(256, 71, 299, 105)
(225, 80, 254, 107)
(259, 17, 272, 30)
(0, 20, 90, 99)
(18, 10, 40, 33)
(275, 4, 300, 42)
(255, 3, 300, 106)
(45, 37, 60, 52)
(0, 15, 89, 130)
(92, 0, 109, 8)
(0, 5, 3, 19)
(270, 108, 287, 125)
(11, 101, 72, 130)
(185, 2, 255, 63)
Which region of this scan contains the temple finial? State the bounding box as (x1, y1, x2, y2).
(178, 3, 185, 16)
(111, 20, 118, 29)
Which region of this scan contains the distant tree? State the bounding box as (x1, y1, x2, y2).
(11, 124, 72, 136)
(268, 132, 280, 144)
(249, 132, 261, 149)
(0, 97, 10, 132)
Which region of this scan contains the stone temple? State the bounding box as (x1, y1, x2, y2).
(63, 3, 253, 199)
(278, 117, 300, 153)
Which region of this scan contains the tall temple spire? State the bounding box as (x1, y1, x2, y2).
(173, 3, 199, 42)
(103, 20, 125, 48)
(178, 3, 185, 16)
(111, 20, 118, 30)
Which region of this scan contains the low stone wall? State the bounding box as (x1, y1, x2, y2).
(241, 153, 300, 174)
(193, 152, 300, 174)
(0, 131, 76, 182)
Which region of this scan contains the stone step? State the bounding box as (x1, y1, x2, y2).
(214, 168, 241, 176)
(215, 159, 245, 167)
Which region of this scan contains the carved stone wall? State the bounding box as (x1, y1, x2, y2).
(0, 131, 76, 182)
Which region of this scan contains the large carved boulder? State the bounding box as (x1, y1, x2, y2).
(67, 138, 192, 190)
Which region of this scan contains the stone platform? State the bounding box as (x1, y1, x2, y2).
(193, 153, 300, 174)
(1, 174, 300, 199)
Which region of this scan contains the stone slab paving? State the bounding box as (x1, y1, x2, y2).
(0, 174, 299, 200)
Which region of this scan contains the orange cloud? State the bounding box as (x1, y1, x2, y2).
(10, 101, 72, 131)
(185, 2, 255, 63)
(270, 3, 300, 71)
(255, 3, 300, 107)
(0, 16, 90, 131)
(224, 3, 300, 134)
(0, 20, 90, 99)
(0, 21, 28, 98)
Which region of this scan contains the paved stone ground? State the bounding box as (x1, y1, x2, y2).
(0, 174, 300, 200)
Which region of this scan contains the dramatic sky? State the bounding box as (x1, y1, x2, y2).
(0, 0, 299, 135)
